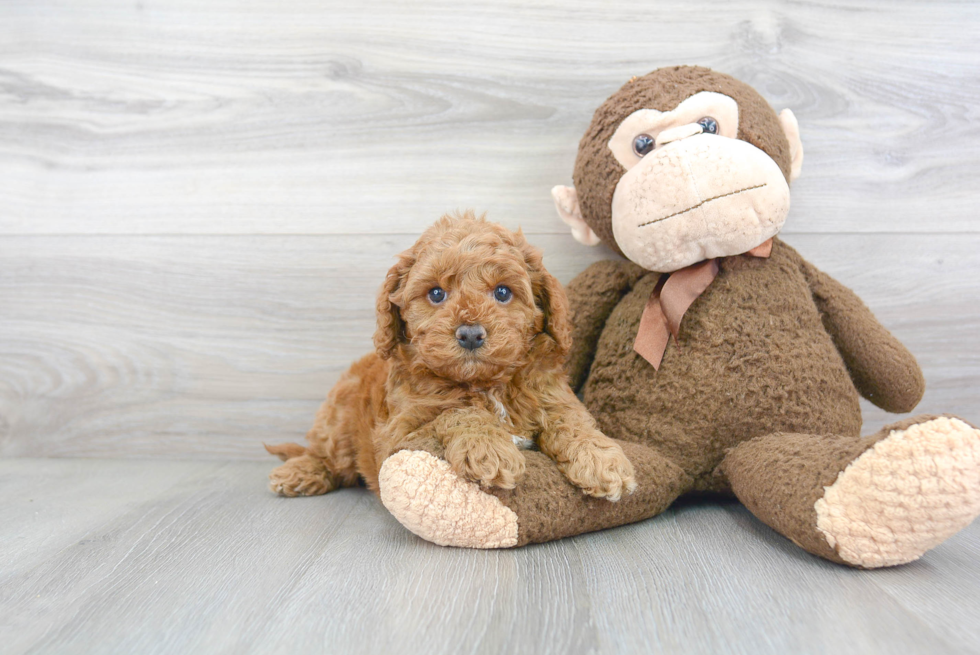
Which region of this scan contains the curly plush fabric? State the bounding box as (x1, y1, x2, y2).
(578, 240, 869, 484)
(379, 450, 518, 548)
(815, 416, 980, 567)
(363, 68, 980, 568)
(373, 238, 980, 567)
(573, 66, 792, 256)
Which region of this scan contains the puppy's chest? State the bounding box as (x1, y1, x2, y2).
(479, 390, 537, 451)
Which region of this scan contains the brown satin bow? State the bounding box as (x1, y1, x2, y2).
(633, 238, 773, 369)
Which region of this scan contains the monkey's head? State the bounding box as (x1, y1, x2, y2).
(553, 66, 803, 273)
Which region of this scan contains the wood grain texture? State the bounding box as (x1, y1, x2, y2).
(2, 3, 979, 653)
(1, 458, 978, 655)
(2, 233, 978, 459)
(0, 1, 978, 235)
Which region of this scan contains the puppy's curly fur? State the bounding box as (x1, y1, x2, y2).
(267, 212, 636, 502)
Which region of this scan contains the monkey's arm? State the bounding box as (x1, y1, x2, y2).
(800, 260, 925, 413)
(566, 259, 649, 393)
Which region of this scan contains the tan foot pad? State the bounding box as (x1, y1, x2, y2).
(815, 417, 980, 568)
(378, 450, 519, 549)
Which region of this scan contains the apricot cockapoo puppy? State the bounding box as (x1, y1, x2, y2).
(266, 212, 636, 506)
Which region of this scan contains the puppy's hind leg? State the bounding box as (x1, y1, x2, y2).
(266, 444, 339, 497)
(266, 354, 388, 497)
(265, 397, 354, 498)
(265, 405, 360, 497)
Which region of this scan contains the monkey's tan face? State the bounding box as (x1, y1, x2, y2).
(606, 91, 790, 272)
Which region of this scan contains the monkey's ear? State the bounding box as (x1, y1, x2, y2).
(779, 109, 804, 183)
(551, 185, 602, 246)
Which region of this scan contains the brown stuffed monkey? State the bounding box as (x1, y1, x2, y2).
(378, 66, 980, 568)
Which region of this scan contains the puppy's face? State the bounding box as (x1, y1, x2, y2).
(375, 214, 571, 384)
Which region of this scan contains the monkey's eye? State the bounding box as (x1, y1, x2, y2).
(697, 117, 718, 135)
(632, 134, 655, 157)
(427, 287, 447, 304)
(493, 285, 513, 303)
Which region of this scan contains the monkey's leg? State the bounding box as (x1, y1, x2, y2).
(719, 415, 980, 568)
(378, 440, 692, 548)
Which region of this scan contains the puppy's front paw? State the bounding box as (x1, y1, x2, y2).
(444, 435, 526, 490)
(560, 441, 637, 502)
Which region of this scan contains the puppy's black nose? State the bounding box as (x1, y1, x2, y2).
(455, 324, 486, 351)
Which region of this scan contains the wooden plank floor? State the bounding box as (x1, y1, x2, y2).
(2, 458, 979, 655)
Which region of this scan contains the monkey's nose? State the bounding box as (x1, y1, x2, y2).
(455, 324, 486, 351)
(655, 122, 703, 148)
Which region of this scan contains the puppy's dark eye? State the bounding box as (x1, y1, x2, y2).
(697, 116, 718, 135)
(493, 285, 512, 303)
(632, 134, 655, 157)
(427, 287, 446, 304)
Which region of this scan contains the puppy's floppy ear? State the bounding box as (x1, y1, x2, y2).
(374, 251, 414, 359)
(520, 236, 572, 358)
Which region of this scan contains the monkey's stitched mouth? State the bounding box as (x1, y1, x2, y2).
(637, 183, 768, 228)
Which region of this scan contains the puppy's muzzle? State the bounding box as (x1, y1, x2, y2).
(455, 324, 486, 351)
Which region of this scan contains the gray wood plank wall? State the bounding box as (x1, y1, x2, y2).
(2, 0, 979, 459)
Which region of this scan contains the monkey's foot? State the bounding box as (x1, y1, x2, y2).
(815, 417, 980, 568)
(378, 450, 518, 548)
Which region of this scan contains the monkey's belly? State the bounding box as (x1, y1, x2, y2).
(582, 262, 862, 478)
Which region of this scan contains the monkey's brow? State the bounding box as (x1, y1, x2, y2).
(637, 183, 767, 228)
